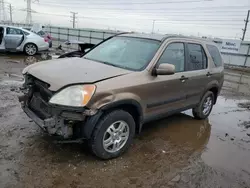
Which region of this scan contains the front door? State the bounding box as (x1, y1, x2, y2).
(4, 27, 24, 50)
(144, 42, 189, 120)
(183, 43, 211, 107)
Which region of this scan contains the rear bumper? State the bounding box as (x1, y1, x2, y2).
(38, 44, 49, 51)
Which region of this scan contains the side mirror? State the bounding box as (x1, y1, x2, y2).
(154, 63, 175, 75)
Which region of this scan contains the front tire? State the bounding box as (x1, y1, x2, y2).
(24, 43, 37, 56)
(192, 91, 214, 120)
(90, 110, 135, 159)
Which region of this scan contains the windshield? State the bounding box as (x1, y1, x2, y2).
(84, 36, 160, 71)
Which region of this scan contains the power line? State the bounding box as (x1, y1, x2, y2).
(42, 0, 213, 5)
(16, 8, 246, 16)
(16, 9, 244, 26)
(36, 3, 250, 10)
(67, 9, 249, 13)
(17, 9, 244, 22)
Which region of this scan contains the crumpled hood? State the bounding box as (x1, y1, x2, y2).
(23, 57, 132, 91)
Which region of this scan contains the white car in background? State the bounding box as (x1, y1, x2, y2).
(0, 25, 49, 55)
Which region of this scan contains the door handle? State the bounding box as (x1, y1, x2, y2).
(180, 75, 188, 83)
(206, 72, 212, 77)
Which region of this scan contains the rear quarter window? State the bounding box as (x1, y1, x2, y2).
(206, 44, 223, 67)
(23, 31, 30, 36)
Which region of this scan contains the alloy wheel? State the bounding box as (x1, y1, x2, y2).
(203, 96, 213, 115)
(25, 44, 37, 55)
(103, 120, 130, 153)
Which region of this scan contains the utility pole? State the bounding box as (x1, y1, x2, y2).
(151, 20, 155, 34)
(241, 10, 250, 41)
(8, 4, 12, 23)
(26, 0, 32, 24)
(70, 12, 78, 28)
(0, 0, 6, 21)
(24, 0, 38, 25)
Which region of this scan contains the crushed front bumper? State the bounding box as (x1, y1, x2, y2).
(19, 93, 81, 139)
(19, 75, 102, 140)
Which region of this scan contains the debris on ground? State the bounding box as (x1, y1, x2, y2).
(238, 102, 250, 110)
(239, 121, 250, 129)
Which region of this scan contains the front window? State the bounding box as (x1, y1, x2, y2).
(158, 43, 185, 72)
(84, 36, 160, 71)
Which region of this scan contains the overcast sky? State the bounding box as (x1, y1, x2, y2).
(4, 0, 250, 39)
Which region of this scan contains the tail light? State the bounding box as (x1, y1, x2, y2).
(44, 38, 48, 42)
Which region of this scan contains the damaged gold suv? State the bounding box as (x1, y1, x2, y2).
(19, 33, 224, 159)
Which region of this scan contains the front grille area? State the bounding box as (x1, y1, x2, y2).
(26, 75, 54, 119)
(33, 78, 52, 102)
(29, 93, 52, 119)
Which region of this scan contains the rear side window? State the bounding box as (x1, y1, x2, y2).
(186, 43, 207, 71)
(206, 44, 223, 67)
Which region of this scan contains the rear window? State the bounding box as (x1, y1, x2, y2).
(37, 31, 46, 36)
(186, 43, 207, 71)
(206, 44, 223, 67)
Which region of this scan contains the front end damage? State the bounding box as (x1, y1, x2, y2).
(19, 74, 101, 141)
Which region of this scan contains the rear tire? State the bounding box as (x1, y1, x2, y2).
(90, 110, 135, 159)
(192, 91, 214, 120)
(24, 43, 37, 56)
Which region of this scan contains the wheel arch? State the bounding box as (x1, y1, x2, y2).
(23, 42, 38, 55)
(209, 87, 219, 104)
(204, 82, 220, 104)
(83, 99, 143, 139)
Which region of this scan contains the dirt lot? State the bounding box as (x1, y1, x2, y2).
(0, 53, 250, 188)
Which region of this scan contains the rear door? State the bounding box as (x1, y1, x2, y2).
(4, 27, 24, 50)
(183, 42, 211, 106)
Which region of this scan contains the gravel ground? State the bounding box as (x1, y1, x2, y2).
(0, 53, 250, 188)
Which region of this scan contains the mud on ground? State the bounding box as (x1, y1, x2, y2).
(0, 53, 250, 188)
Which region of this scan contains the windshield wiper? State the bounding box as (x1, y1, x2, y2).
(84, 57, 129, 70)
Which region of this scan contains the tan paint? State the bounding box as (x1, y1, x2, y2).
(25, 34, 224, 120)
